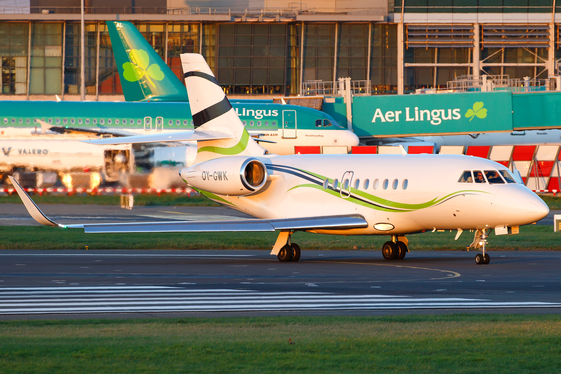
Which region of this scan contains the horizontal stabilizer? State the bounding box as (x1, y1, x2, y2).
(9, 176, 367, 233)
(83, 129, 234, 145)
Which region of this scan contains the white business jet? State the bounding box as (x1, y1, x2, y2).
(9, 54, 549, 265)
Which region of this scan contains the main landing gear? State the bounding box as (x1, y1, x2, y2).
(272, 231, 301, 262)
(469, 229, 491, 265)
(382, 235, 408, 261)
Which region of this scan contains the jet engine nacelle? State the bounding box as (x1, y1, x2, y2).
(180, 156, 268, 196)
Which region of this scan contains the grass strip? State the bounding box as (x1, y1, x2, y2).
(0, 224, 556, 251)
(0, 314, 560, 373)
(0, 193, 220, 206)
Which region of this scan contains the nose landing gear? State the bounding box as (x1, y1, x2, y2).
(469, 229, 490, 265)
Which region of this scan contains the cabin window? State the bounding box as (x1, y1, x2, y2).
(26, 119, 30, 124)
(257, 121, 261, 127)
(363, 179, 370, 189)
(18, 118, 22, 124)
(92, 119, 96, 124)
(383, 179, 389, 190)
(70, 119, 75, 124)
(473, 170, 486, 183)
(176, 120, 180, 126)
(272, 121, 277, 126)
(168, 120, 173, 125)
(342, 179, 350, 190)
(243, 121, 247, 126)
(315, 119, 322, 128)
(100, 119, 105, 124)
(402, 179, 408, 190)
(3, 118, 7, 124)
(115, 119, 119, 125)
(63, 118, 68, 124)
(323, 119, 332, 127)
(354, 179, 360, 190)
(54, 118, 59, 124)
(392, 179, 398, 190)
(250, 121, 254, 127)
(485, 170, 505, 184)
(78, 119, 82, 124)
(323, 179, 329, 189)
(373, 179, 379, 190)
(10, 118, 15, 124)
(333, 179, 339, 189)
(86, 119, 90, 124)
(458, 170, 473, 183)
(265, 121, 269, 127)
(48, 119, 52, 124)
(122, 119, 126, 125)
(107, 119, 111, 124)
(499, 170, 517, 184)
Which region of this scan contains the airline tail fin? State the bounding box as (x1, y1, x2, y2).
(106, 21, 188, 102)
(181, 53, 267, 164)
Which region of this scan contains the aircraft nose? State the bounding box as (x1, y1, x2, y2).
(345, 131, 360, 149)
(494, 185, 549, 225)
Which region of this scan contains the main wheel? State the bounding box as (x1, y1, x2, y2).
(396, 241, 407, 260)
(382, 241, 398, 260)
(277, 244, 293, 262)
(475, 253, 484, 265)
(483, 253, 490, 264)
(291, 243, 301, 262)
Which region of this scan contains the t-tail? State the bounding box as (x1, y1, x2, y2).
(181, 53, 267, 164)
(106, 21, 188, 102)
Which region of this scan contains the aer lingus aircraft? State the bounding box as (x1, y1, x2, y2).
(10, 54, 549, 265)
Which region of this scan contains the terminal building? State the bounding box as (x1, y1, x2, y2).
(0, 0, 560, 100)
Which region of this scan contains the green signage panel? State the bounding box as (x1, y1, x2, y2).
(351, 92, 513, 137)
(512, 92, 561, 130)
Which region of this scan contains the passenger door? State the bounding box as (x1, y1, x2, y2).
(282, 110, 297, 139)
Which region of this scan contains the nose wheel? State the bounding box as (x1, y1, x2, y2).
(469, 229, 491, 265)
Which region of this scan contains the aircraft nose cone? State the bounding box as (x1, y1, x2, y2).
(495, 185, 549, 225)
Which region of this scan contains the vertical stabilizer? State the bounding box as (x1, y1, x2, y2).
(181, 53, 267, 164)
(106, 21, 188, 102)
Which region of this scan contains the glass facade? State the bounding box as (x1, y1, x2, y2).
(0, 18, 558, 98)
(29, 22, 63, 95)
(217, 23, 288, 95)
(167, 23, 199, 82)
(371, 24, 397, 94)
(0, 22, 28, 94)
(303, 24, 336, 82)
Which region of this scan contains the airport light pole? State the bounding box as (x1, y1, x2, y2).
(80, 0, 85, 101)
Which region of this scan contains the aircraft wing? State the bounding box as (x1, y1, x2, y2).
(82, 129, 234, 145)
(9, 176, 367, 233)
(38, 119, 138, 138)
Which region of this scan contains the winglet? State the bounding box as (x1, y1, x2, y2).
(8, 176, 63, 227)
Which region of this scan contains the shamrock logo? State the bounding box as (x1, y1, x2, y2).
(465, 102, 487, 122)
(122, 49, 164, 87)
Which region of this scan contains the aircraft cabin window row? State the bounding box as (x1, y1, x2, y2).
(458, 170, 517, 184)
(4, 118, 198, 127)
(327, 178, 409, 191)
(242, 121, 277, 127)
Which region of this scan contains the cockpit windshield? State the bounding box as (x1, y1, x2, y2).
(458, 169, 515, 184)
(484, 170, 505, 184)
(498, 170, 517, 183)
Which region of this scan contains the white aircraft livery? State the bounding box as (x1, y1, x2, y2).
(11, 54, 549, 265)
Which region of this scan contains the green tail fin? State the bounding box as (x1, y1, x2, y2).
(106, 21, 188, 102)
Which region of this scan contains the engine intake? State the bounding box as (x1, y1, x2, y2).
(180, 156, 268, 196)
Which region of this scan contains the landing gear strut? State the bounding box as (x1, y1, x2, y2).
(382, 235, 408, 261)
(469, 229, 491, 265)
(272, 231, 301, 262)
